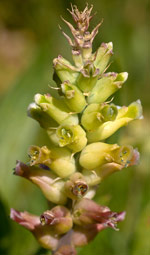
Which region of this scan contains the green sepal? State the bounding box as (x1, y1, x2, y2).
(53, 55, 79, 84)
(61, 81, 87, 113)
(81, 103, 118, 131)
(87, 100, 143, 142)
(34, 93, 79, 125)
(88, 72, 128, 104)
(93, 42, 113, 74)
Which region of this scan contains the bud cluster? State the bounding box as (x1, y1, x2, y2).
(10, 4, 143, 255)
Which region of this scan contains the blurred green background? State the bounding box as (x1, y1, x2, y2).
(0, 0, 149, 254)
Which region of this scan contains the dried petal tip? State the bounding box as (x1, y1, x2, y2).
(10, 208, 40, 231)
(14, 160, 29, 177)
(104, 211, 126, 231)
(61, 4, 102, 60)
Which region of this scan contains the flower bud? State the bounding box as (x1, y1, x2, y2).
(79, 142, 139, 171)
(61, 81, 87, 113)
(53, 55, 79, 84)
(79, 142, 119, 170)
(93, 42, 113, 74)
(40, 206, 73, 235)
(34, 93, 79, 126)
(81, 103, 118, 131)
(56, 124, 87, 153)
(87, 100, 143, 142)
(10, 209, 59, 250)
(28, 145, 76, 178)
(88, 72, 128, 104)
(14, 161, 67, 204)
(73, 198, 126, 230)
(27, 103, 58, 129)
(50, 146, 77, 177)
(64, 173, 88, 200)
(76, 63, 100, 92)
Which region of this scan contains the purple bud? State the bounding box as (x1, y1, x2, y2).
(40, 206, 73, 235)
(73, 198, 126, 230)
(10, 209, 59, 250)
(53, 245, 77, 255)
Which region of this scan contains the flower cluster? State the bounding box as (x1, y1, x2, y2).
(10, 4, 143, 255)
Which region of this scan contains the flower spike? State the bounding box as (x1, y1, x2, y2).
(11, 4, 142, 255)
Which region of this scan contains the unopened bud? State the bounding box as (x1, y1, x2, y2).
(93, 42, 113, 74)
(28, 145, 76, 178)
(79, 142, 119, 170)
(14, 161, 67, 204)
(53, 55, 79, 84)
(87, 100, 143, 142)
(34, 93, 79, 126)
(61, 81, 87, 113)
(73, 198, 126, 230)
(10, 209, 59, 250)
(81, 103, 118, 131)
(27, 103, 58, 129)
(40, 206, 73, 235)
(79, 142, 139, 171)
(88, 72, 128, 104)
